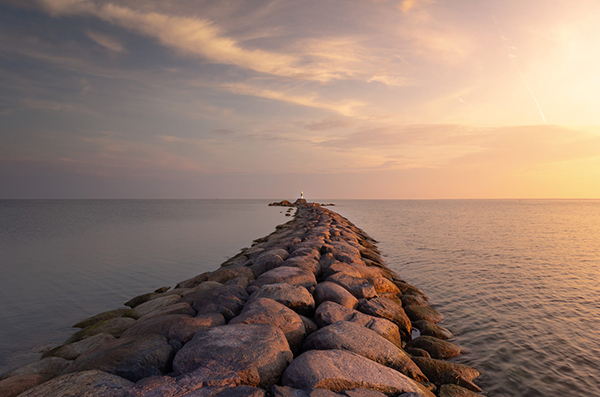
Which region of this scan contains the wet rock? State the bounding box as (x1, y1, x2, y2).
(411, 357, 481, 392)
(406, 336, 462, 359)
(358, 297, 411, 339)
(125, 294, 182, 319)
(138, 301, 196, 320)
(439, 384, 482, 397)
(314, 281, 359, 309)
(66, 334, 173, 382)
(208, 267, 256, 284)
(0, 374, 44, 397)
(182, 284, 248, 321)
(230, 298, 306, 353)
(326, 273, 377, 299)
(393, 282, 426, 298)
(16, 370, 133, 397)
(72, 309, 129, 329)
(176, 272, 211, 289)
(303, 321, 427, 382)
(404, 305, 443, 323)
(173, 324, 293, 388)
(64, 317, 136, 344)
(125, 292, 158, 308)
(1, 357, 70, 381)
(249, 283, 315, 316)
(412, 320, 453, 340)
(401, 295, 429, 308)
(43, 333, 116, 360)
(314, 302, 402, 347)
(282, 349, 434, 396)
(254, 266, 317, 292)
(405, 348, 431, 358)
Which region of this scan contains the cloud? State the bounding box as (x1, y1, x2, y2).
(85, 30, 126, 53)
(304, 117, 355, 131)
(399, 0, 433, 14)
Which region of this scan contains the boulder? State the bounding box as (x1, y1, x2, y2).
(0, 357, 70, 381)
(248, 251, 286, 277)
(125, 295, 182, 319)
(125, 292, 158, 308)
(249, 283, 315, 316)
(215, 386, 267, 397)
(406, 336, 462, 359)
(121, 314, 193, 339)
(357, 297, 411, 339)
(412, 321, 453, 340)
(405, 348, 430, 358)
(303, 321, 427, 382)
(369, 277, 400, 295)
(208, 267, 256, 284)
(137, 301, 196, 320)
(439, 384, 482, 397)
(299, 315, 318, 335)
(175, 272, 211, 289)
(65, 317, 136, 344)
(411, 357, 481, 392)
(0, 374, 44, 397)
(230, 298, 306, 353)
(72, 309, 129, 329)
(314, 281, 359, 309)
(343, 389, 389, 397)
(43, 333, 116, 360)
(16, 370, 133, 397)
(325, 273, 377, 299)
(288, 247, 320, 261)
(182, 284, 248, 321)
(401, 295, 429, 308)
(168, 313, 227, 343)
(393, 282, 426, 298)
(66, 334, 174, 382)
(225, 277, 252, 289)
(314, 302, 402, 347)
(253, 267, 317, 293)
(404, 306, 444, 324)
(282, 350, 434, 396)
(271, 385, 338, 397)
(173, 324, 293, 388)
(281, 256, 321, 276)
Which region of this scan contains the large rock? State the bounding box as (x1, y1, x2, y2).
(404, 306, 444, 324)
(208, 267, 256, 284)
(357, 297, 411, 339)
(229, 298, 306, 353)
(16, 370, 133, 397)
(66, 334, 174, 382)
(411, 357, 481, 392)
(182, 284, 248, 321)
(125, 295, 183, 319)
(249, 283, 315, 316)
(121, 314, 192, 339)
(281, 256, 321, 276)
(439, 384, 482, 397)
(314, 302, 402, 347)
(325, 273, 377, 299)
(65, 317, 136, 344)
(253, 267, 317, 292)
(288, 247, 320, 261)
(406, 336, 462, 359)
(248, 251, 286, 277)
(43, 333, 116, 360)
(215, 385, 267, 397)
(314, 281, 359, 309)
(0, 374, 44, 397)
(369, 277, 400, 295)
(72, 309, 129, 329)
(173, 324, 293, 388)
(412, 320, 453, 340)
(0, 357, 70, 381)
(137, 301, 196, 320)
(281, 350, 434, 396)
(175, 272, 210, 289)
(271, 385, 338, 397)
(303, 321, 427, 382)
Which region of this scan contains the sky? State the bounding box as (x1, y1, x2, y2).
(1, 0, 600, 199)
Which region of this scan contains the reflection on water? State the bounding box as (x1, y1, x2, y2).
(334, 200, 600, 397)
(0, 200, 290, 374)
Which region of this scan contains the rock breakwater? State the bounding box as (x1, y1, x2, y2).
(1, 203, 482, 397)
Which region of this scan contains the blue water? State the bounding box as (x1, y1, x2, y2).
(1, 199, 599, 397)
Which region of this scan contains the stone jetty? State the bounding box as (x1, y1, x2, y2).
(0, 202, 482, 397)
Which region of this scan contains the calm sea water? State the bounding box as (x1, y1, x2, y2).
(1, 199, 599, 396)
(0, 200, 291, 374)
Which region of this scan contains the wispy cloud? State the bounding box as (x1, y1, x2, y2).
(85, 30, 126, 53)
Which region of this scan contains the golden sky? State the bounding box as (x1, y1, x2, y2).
(1, 0, 599, 198)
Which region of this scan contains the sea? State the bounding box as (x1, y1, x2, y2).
(1, 199, 599, 396)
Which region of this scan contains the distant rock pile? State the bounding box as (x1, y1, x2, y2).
(0, 203, 481, 397)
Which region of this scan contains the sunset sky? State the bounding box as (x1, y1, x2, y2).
(1, 0, 599, 198)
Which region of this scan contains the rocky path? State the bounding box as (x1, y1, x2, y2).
(0, 203, 482, 397)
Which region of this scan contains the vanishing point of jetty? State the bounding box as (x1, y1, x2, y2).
(0, 201, 482, 397)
